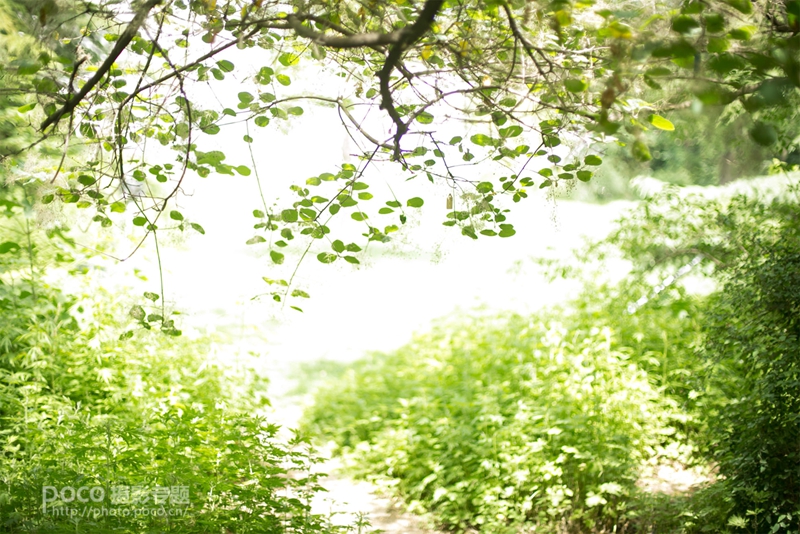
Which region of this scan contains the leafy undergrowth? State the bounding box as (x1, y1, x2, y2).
(302, 307, 702, 533)
(0, 186, 361, 533)
(0, 285, 360, 533)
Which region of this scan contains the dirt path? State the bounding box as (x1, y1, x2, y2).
(309, 456, 438, 534)
(265, 382, 441, 533)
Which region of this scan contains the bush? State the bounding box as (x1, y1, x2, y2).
(566, 180, 800, 533)
(0, 184, 353, 533)
(702, 231, 800, 533)
(303, 314, 683, 533)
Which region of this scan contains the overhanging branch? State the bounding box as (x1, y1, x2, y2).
(41, 0, 162, 131)
(286, 15, 403, 48)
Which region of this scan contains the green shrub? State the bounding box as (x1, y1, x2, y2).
(566, 181, 800, 533)
(304, 314, 682, 533)
(701, 231, 800, 533)
(0, 184, 355, 533)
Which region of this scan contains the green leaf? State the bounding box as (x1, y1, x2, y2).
(16, 61, 40, 75)
(564, 78, 588, 92)
(143, 291, 159, 301)
(723, 0, 752, 14)
(470, 134, 494, 147)
(317, 252, 336, 264)
(728, 26, 755, 40)
(276, 74, 291, 86)
(133, 216, 147, 226)
(584, 155, 603, 166)
(648, 114, 675, 131)
(190, 222, 205, 234)
(17, 103, 36, 113)
(407, 197, 424, 208)
(499, 125, 523, 138)
(0, 242, 21, 254)
(77, 175, 96, 186)
(278, 53, 300, 66)
(416, 111, 434, 124)
(671, 15, 701, 34)
(577, 170, 593, 182)
(704, 13, 726, 33)
(270, 250, 285, 264)
(281, 209, 298, 223)
(129, 305, 145, 321)
(246, 236, 266, 245)
(344, 255, 360, 264)
(288, 106, 304, 116)
(217, 59, 235, 72)
(238, 91, 254, 103)
(543, 135, 561, 148)
(254, 116, 270, 127)
(119, 330, 134, 340)
(236, 165, 251, 176)
(707, 37, 730, 53)
(498, 224, 516, 238)
(476, 181, 494, 193)
(351, 212, 368, 221)
(169, 210, 184, 221)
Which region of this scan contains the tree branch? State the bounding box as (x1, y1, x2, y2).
(286, 14, 403, 48)
(41, 0, 161, 131)
(376, 0, 445, 159)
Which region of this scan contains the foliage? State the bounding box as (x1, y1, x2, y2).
(566, 178, 800, 533)
(303, 177, 800, 533)
(0, 185, 360, 533)
(0, 0, 798, 305)
(700, 227, 800, 533)
(303, 311, 689, 533)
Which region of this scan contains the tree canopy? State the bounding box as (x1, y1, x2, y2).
(1, 0, 799, 312)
